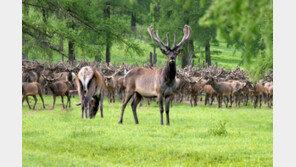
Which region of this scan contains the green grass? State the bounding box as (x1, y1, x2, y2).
(23, 95, 273, 166)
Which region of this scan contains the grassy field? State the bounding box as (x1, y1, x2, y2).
(23, 95, 273, 166)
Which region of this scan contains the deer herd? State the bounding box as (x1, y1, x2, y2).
(22, 25, 273, 125)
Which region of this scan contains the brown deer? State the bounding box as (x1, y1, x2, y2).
(251, 82, 264, 108)
(263, 82, 273, 108)
(205, 71, 234, 108)
(118, 25, 191, 125)
(22, 82, 45, 110)
(43, 74, 71, 109)
(76, 66, 105, 119)
(203, 85, 216, 105)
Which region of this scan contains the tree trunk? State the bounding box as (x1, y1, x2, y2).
(68, 41, 75, 62)
(131, 13, 137, 38)
(205, 40, 211, 66)
(149, 52, 153, 65)
(182, 42, 190, 68)
(59, 37, 64, 61)
(104, 2, 111, 65)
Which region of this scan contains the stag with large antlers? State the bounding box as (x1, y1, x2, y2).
(118, 25, 191, 125)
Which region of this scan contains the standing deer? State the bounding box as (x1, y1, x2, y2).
(118, 25, 191, 125)
(76, 66, 105, 119)
(205, 71, 234, 108)
(22, 82, 45, 110)
(43, 74, 71, 109)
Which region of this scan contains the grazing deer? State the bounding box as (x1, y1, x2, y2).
(118, 25, 191, 125)
(76, 66, 105, 119)
(22, 82, 45, 110)
(43, 74, 71, 109)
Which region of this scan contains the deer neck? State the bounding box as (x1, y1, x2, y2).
(164, 61, 176, 83)
(210, 82, 221, 93)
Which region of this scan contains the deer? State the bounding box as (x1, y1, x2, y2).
(203, 85, 216, 105)
(118, 25, 191, 125)
(204, 70, 234, 108)
(75, 66, 105, 119)
(43, 74, 71, 109)
(22, 82, 45, 110)
(263, 82, 273, 108)
(250, 82, 265, 108)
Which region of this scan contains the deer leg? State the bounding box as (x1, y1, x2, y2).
(61, 95, 65, 109)
(254, 96, 258, 108)
(210, 94, 215, 105)
(194, 95, 197, 106)
(158, 95, 164, 125)
(113, 91, 115, 103)
(38, 93, 45, 109)
(165, 97, 171, 125)
(223, 96, 228, 108)
(24, 96, 32, 109)
(190, 95, 193, 107)
(131, 93, 142, 124)
(204, 94, 208, 105)
(22, 95, 31, 109)
(67, 93, 71, 108)
(259, 95, 262, 108)
(118, 91, 134, 124)
(99, 94, 104, 118)
(229, 95, 233, 108)
(53, 95, 56, 109)
(218, 95, 222, 108)
(245, 95, 249, 106)
(64, 93, 68, 108)
(32, 95, 38, 110)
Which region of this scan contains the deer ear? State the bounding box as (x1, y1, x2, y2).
(160, 49, 166, 54)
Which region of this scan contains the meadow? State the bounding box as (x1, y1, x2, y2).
(23, 95, 273, 166)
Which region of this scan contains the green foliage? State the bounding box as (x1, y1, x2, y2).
(23, 95, 273, 166)
(23, 0, 273, 79)
(200, 0, 273, 79)
(208, 120, 228, 136)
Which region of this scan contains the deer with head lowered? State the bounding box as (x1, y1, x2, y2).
(118, 25, 191, 125)
(75, 66, 105, 119)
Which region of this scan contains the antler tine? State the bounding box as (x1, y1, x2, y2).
(147, 26, 169, 50)
(174, 25, 192, 50)
(166, 33, 170, 48)
(156, 30, 168, 48)
(173, 31, 177, 48)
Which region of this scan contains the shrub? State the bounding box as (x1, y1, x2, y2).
(208, 120, 228, 136)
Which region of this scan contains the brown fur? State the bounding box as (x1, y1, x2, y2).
(76, 67, 105, 119)
(22, 82, 45, 109)
(203, 85, 216, 105)
(118, 25, 191, 125)
(205, 78, 234, 108)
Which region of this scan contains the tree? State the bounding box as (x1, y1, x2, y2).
(200, 0, 273, 79)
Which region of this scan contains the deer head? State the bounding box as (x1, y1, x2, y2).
(147, 25, 191, 64)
